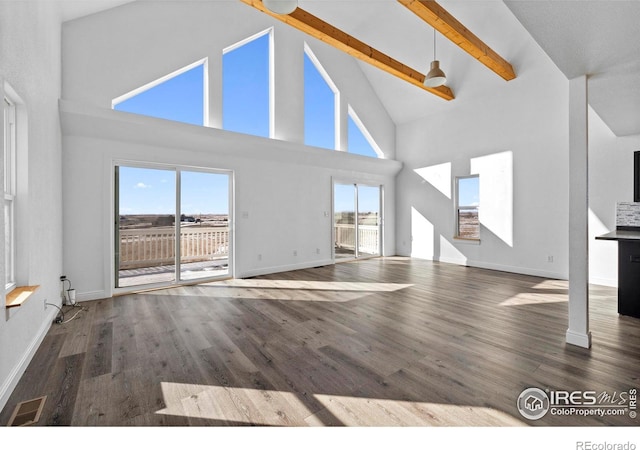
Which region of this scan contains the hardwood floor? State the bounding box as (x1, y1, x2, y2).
(2, 257, 639, 426)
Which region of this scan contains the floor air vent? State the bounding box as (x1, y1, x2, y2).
(7, 396, 46, 426)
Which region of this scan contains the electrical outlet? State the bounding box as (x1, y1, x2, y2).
(316, 248, 320, 254)
(547, 255, 554, 263)
(258, 254, 262, 261)
(293, 250, 297, 257)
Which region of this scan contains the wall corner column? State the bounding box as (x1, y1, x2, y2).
(567, 75, 592, 349)
(273, 25, 303, 144)
(206, 51, 223, 129)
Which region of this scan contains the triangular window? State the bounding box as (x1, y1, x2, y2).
(223, 29, 272, 138)
(113, 61, 206, 126)
(304, 44, 339, 150)
(347, 106, 382, 158)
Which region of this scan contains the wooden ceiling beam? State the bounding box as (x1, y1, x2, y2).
(398, 0, 516, 81)
(239, 0, 454, 100)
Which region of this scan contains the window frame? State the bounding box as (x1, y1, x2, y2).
(347, 105, 383, 159)
(111, 58, 209, 127)
(4, 95, 16, 293)
(304, 43, 341, 151)
(112, 160, 235, 295)
(454, 174, 480, 242)
(222, 28, 274, 139)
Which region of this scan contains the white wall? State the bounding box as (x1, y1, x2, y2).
(395, 1, 639, 286)
(61, 103, 399, 300)
(60, 1, 399, 301)
(61, 1, 395, 158)
(395, 3, 570, 280)
(0, 2, 64, 411)
(589, 108, 640, 287)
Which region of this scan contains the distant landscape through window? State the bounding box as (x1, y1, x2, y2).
(456, 175, 480, 239)
(111, 36, 385, 289)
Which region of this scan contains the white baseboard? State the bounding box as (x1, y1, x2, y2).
(428, 255, 567, 280)
(566, 329, 592, 348)
(0, 309, 56, 413)
(588, 277, 617, 288)
(465, 259, 567, 280)
(436, 255, 466, 266)
(77, 290, 107, 302)
(239, 259, 334, 279)
(410, 254, 617, 287)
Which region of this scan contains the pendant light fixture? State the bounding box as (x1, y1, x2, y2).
(424, 28, 447, 88)
(263, 0, 298, 15)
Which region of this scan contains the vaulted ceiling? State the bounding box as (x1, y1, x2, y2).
(505, 0, 640, 137)
(59, 0, 640, 136)
(57, 0, 133, 22)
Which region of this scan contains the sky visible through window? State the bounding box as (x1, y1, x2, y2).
(114, 38, 381, 215)
(114, 64, 204, 126)
(181, 170, 229, 216)
(348, 114, 378, 158)
(118, 166, 229, 216)
(458, 176, 480, 207)
(304, 52, 335, 150)
(334, 184, 380, 214)
(118, 166, 175, 216)
(223, 33, 270, 137)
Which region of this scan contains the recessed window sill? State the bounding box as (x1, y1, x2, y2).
(5, 285, 40, 309)
(454, 236, 481, 245)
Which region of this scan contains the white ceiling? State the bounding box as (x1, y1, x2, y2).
(299, 0, 525, 125)
(505, 0, 640, 137)
(57, 0, 133, 22)
(57, 0, 640, 136)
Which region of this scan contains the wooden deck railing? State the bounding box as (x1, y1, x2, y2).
(119, 227, 229, 270)
(118, 224, 380, 270)
(334, 224, 380, 255)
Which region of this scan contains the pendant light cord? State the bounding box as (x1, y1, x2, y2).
(433, 28, 437, 60)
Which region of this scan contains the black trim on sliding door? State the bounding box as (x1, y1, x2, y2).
(114, 165, 120, 289)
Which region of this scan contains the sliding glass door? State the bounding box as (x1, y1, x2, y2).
(334, 183, 356, 261)
(116, 166, 177, 287)
(333, 182, 381, 261)
(115, 164, 231, 289)
(357, 185, 381, 258)
(179, 171, 230, 281)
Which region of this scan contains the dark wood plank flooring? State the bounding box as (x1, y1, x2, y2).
(2, 257, 639, 426)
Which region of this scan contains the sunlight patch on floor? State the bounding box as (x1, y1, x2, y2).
(499, 293, 568, 307)
(210, 279, 414, 292)
(309, 394, 526, 426)
(154, 279, 418, 302)
(531, 280, 568, 290)
(156, 382, 314, 426)
(156, 382, 525, 426)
